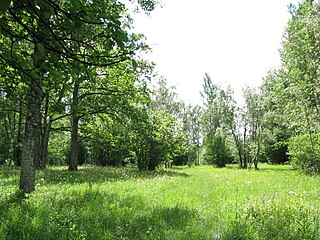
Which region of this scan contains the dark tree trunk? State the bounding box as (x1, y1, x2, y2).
(232, 131, 243, 169)
(41, 117, 51, 168)
(6, 109, 17, 165)
(33, 87, 43, 169)
(40, 91, 51, 168)
(32, 42, 45, 170)
(15, 97, 23, 166)
(3, 116, 10, 163)
(254, 126, 262, 171)
(20, 81, 43, 193)
(69, 82, 80, 171)
(69, 115, 79, 171)
(254, 158, 258, 170)
(243, 127, 248, 169)
(197, 143, 200, 166)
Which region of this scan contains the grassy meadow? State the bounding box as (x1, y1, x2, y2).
(1, 164, 320, 239)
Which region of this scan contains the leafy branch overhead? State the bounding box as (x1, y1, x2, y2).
(0, 0, 147, 71)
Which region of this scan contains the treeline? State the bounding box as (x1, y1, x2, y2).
(0, 0, 319, 193)
(201, 0, 320, 174)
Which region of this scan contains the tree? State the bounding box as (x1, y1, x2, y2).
(277, 0, 320, 173)
(201, 73, 234, 167)
(0, 0, 158, 192)
(260, 70, 291, 164)
(71, 60, 153, 168)
(255, 0, 320, 173)
(0, 86, 23, 165)
(201, 73, 221, 135)
(219, 86, 244, 168)
(132, 78, 187, 170)
(203, 131, 232, 167)
(180, 104, 202, 166)
(242, 87, 264, 170)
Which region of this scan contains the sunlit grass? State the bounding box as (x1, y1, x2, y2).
(1, 164, 320, 239)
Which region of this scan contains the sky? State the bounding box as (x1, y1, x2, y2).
(131, 0, 300, 104)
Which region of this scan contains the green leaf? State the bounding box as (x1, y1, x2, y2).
(37, 43, 46, 59)
(71, 0, 79, 11)
(0, 0, 10, 13)
(132, 59, 138, 69)
(0, 19, 5, 27)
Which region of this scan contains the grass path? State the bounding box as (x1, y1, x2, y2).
(1, 164, 320, 239)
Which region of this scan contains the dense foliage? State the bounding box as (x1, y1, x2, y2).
(261, 0, 320, 173)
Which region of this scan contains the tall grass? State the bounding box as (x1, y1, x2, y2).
(1, 164, 320, 239)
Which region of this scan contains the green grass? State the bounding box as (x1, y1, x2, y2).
(1, 164, 320, 239)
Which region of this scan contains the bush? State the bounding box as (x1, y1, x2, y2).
(265, 140, 289, 164)
(204, 133, 232, 167)
(288, 133, 320, 174)
(136, 138, 167, 171)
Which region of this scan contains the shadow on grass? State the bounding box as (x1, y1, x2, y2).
(255, 164, 295, 172)
(0, 165, 20, 177)
(225, 164, 295, 172)
(0, 166, 20, 192)
(0, 190, 29, 222)
(0, 189, 198, 240)
(38, 166, 189, 186)
(0, 191, 26, 205)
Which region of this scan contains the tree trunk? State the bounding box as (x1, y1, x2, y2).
(41, 116, 51, 168)
(69, 82, 80, 171)
(20, 81, 43, 193)
(4, 115, 10, 163)
(15, 97, 23, 166)
(254, 126, 262, 171)
(69, 115, 79, 171)
(231, 131, 243, 168)
(6, 109, 17, 164)
(243, 127, 248, 169)
(197, 143, 200, 166)
(33, 88, 43, 169)
(253, 157, 258, 170)
(32, 41, 46, 169)
(40, 91, 51, 168)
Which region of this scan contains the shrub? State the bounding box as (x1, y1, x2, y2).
(265, 140, 289, 164)
(288, 133, 320, 174)
(203, 133, 233, 167)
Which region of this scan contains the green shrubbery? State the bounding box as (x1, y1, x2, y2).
(203, 133, 233, 167)
(288, 134, 320, 174)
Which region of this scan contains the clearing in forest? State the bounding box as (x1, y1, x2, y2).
(0, 164, 319, 239)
